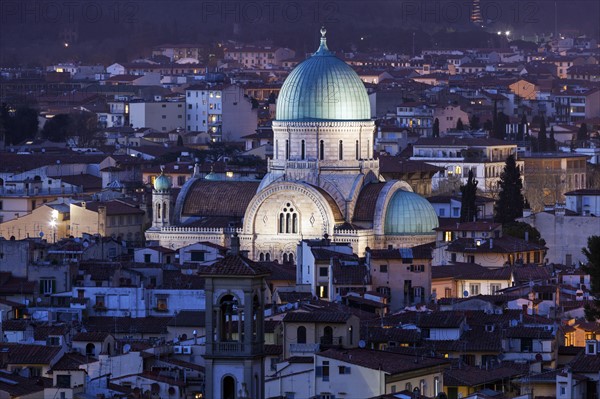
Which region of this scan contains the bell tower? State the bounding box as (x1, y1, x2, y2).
(200, 234, 270, 399)
(151, 167, 173, 229)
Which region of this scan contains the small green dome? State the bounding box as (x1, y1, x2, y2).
(276, 28, 371, 122)
(384, 189, 439, 235)
(154, 173, 171, 191)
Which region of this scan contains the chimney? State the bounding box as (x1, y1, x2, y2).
(230, 233, 240, 255)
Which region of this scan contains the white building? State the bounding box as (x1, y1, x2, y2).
(129, 100, 185, 132)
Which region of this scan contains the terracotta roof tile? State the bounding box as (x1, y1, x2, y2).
(353, 183, 386, 222)
(181, 180, 260, 217)
(72, 331, 111, 342)
(52, 352, 96, 371)
(197, 255, 271, 277)
(0, 343, 62, 364)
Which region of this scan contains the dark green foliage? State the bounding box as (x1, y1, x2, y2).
(483, 119, 493, 132)
(433, 118, 440, 138)
(494, 155, 525, 224)
(577, 123, 588, 142)
(517, 115, 527, 141)
(537, 119, 547, 152)
(1, 104, 39, 145)
(460, 169, 478, 222)
(582, 236, 600, 321)
(494, 112, 509, 140)
(502, 221, 546, 246)
(548, 126, 556, 152)
(456, 118, 464, 131)
(42, 114, 71, 142)
(177, 135, 184, 146)
(469, 115, 480, 131)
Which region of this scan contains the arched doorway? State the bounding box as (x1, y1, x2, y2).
(222, 375, 235, 399)
(322, 326, 333, 345)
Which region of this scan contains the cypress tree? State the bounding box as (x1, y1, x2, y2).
(548, 126, 556, 152)
(456, 118, 464, 131)
(432, 118, 440, 137)
(460, 169, 478, 222)
(577, 123, 588, 142)
(494, 155, 525, 224)
(537, 119, 547, 152)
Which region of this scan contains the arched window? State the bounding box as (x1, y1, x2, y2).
(283, 253, 288, 263)
(156, 203, 161, 220)
(86, 343, 95, 356)
(355, 140, 359, 160)
(278, 203, 298, 234)
(338, 140, 343, 160)
(288, 253, 294, 264)
(162, 201, 167, 220)
(297, 326, 307, 344)
(301, 140, 305, 160)
(265, 253, 271, 261)
(320, 140, 324, 160)
(259, 253, 265, 261)
(323, 326, 333, 345)
(275, 140, 278, 159)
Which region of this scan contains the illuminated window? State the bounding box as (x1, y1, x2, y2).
(455, 165, 462, 175)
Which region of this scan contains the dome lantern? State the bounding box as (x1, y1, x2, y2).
(153, 166, 172, 192)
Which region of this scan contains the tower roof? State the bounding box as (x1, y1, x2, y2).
(276, 28, 371, 122)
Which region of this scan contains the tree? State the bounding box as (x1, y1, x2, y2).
(516, 115, 527, 141)
(503, 221, 546, 246)
(1, 104, 39, 145)
(42, 114, 71, 142)
(582, 236, 600, 321)
(483, 119, 493, 132)
(548, 126, 556, 152)
(494, 112, 509, 140)
(494, 155, 525, 224)
(469, 115, 480, 131)
(432, 118, 440, 137)
(537, 118, 547, 152)
(577, 123, 589, 142)
(176, 135, 184, 146)
(456, 118, 464, 131)
(460, 169, 478, 222)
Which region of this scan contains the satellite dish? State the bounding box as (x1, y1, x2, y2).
(192, 330, 197, 335)
(358, 340, 366, 348)
(463, 290, 469, 297)
(74, 237, 80, 242)
(285, 303, 294, 310)
(123, 344, 131, 354)
(36, 297, 42, 303)
(39, 231, 44, 237)
(186, 269, 193, 275)
(83, 241, 89, 248)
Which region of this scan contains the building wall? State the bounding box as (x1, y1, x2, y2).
(434, 106, 470, 133)
(520, 212, 600, 265)
(314, 356, 385, 399)
(129, 102, 185, 131)
(221, 85, 258, 142)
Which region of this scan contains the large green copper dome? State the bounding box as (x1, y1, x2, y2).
(384, 189, 439, 235)
(276, 28, 371, 122)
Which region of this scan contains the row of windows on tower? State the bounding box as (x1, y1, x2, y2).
(258, 252, 294, 263)
(276, 140, 365, 161)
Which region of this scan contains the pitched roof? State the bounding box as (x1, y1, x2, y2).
(283, 310, 352, 324)
(181, 180, 260, 217)
(197, 255, 271, 277)
(332, 261, 371, 285)
(319, 348, 450, 374)
(72, 331, 111, 342)
(0, 344, 62, 364)
(52, 352, 96, 371)
(83, 317, 172, 334)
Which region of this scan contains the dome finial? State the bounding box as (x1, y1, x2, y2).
(315, 26, 330, 55)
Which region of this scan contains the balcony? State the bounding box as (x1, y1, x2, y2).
(320, 336, 343, 348)
(289, 343, 320, 354)
(209, 341, 263, 356)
